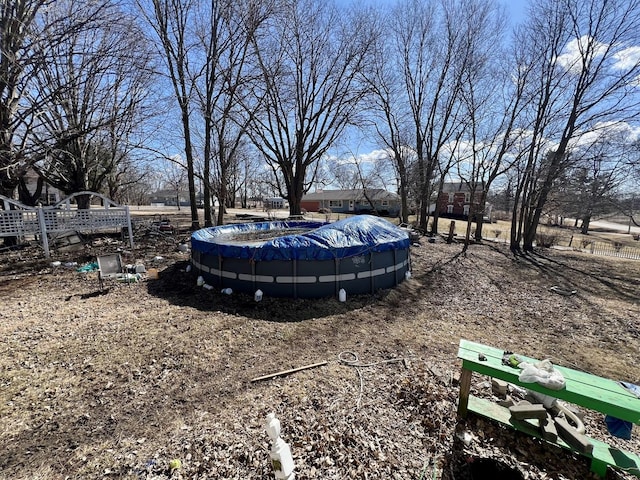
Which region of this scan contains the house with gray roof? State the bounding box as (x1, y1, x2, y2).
(301, 189, 401, 217)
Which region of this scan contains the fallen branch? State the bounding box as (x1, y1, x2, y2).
(250, 361, 328, 383)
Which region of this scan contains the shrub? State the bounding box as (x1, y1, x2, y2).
(535, 232, 559, 248)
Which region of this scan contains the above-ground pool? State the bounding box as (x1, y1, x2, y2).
(190, 215, 411, 298)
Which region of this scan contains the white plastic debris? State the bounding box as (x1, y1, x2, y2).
(265, 413, 295, 480)
(203, 283, 213, 290)
(221, 288, 233, 295)
(254, 289, 263, 302)
(405, 270, 412, 279)
(456, 431, 475, 446)
(51, 261, 61, 268)
(338, 288, 346, 302)
(185, 264, 192, 273)
(117, 273, 140, 283)
(197, 276, 205, 287)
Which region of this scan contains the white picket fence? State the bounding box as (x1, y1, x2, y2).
(0, 192, 133, 257)
(586, 241, 640, 261)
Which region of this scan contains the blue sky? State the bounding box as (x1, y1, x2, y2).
(333, 0, 531, 164)
(505, 0, 528, 25)
(357, 0, 529, 24)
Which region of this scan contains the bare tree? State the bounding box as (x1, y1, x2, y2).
(510, 0, 640, 251)
(193, 0, 272, 226)
(234, 145, 262, 209)
(362, 5, 414, 223)
(245, 0, 373, 216)
(389, 0, 474, 232)
(139, 0, 200, 228)
(159, 156, 188, 210)
(559, 125, 636, 233)
(105, 158, 154, 205)
(453, 0, 527, 247)
(0, 0, 64, 199)
(28, 1, 153, 208)
(326, 147, 396, 211)
(327, 159, 360, 191)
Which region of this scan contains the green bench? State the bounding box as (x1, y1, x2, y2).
(457, 339, 640, 477)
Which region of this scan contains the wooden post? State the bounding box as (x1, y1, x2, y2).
(125, 206, 134, 249)
(457, 367, 473, 418)
(37, 207, 50, 258)
(447, 221, 456, 244)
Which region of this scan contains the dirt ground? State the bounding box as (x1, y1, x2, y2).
(0, 213, 639, 480)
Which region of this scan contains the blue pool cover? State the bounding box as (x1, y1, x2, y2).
(191, 215, 410, 261)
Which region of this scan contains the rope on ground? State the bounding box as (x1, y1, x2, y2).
(337, 351, 412, 409)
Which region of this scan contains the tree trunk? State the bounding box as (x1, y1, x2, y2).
(76, 193, 91, 210)
(182, 111, 199, 229)
(475, 218, 484, 242)
(217, 181, 227, 226)
(474, 191, 488, 242)
(18, 176, 43, 206)
(395, 156, 410, 224)
(203, 179, 213, 227)
(581, 215, 591, 235)
(463, 217, 472, 252)
(432, 208, 440, 235)
(203, 123, 213, 227)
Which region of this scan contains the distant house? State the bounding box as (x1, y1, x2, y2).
(264, 197, 289, 209)
(301, 189, 401, 217)
(436, 182, 484, 219)
(149, 189, 205, 207)
(21, 168, 64, 205)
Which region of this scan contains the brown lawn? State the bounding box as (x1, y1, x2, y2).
(0, 214, 638, 479)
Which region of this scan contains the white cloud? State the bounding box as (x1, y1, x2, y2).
(322, 148, 391, 167)
(443, 139, 475, 160)
(612, 46, 640, 70)
(569, 121, 640, 149)
(554, 35, 608, 73)
(356, 149, 391, 164)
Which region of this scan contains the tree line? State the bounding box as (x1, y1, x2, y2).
(1, 0, 639, 250)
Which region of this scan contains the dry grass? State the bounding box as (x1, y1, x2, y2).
(0, 221, 639, 479)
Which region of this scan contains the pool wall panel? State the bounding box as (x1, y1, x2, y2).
(191, 216, 411, 299)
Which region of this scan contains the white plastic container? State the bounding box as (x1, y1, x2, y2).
(203, 283, 213, 290)
(254, 289, 263, 302)
(221, 288, 233, 295)
(197, 275, 205, 287)
(265, 413, 295, 479)
(338, 288, 346, 302)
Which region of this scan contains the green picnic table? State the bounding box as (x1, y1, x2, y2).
(457, 339, 640, 477)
